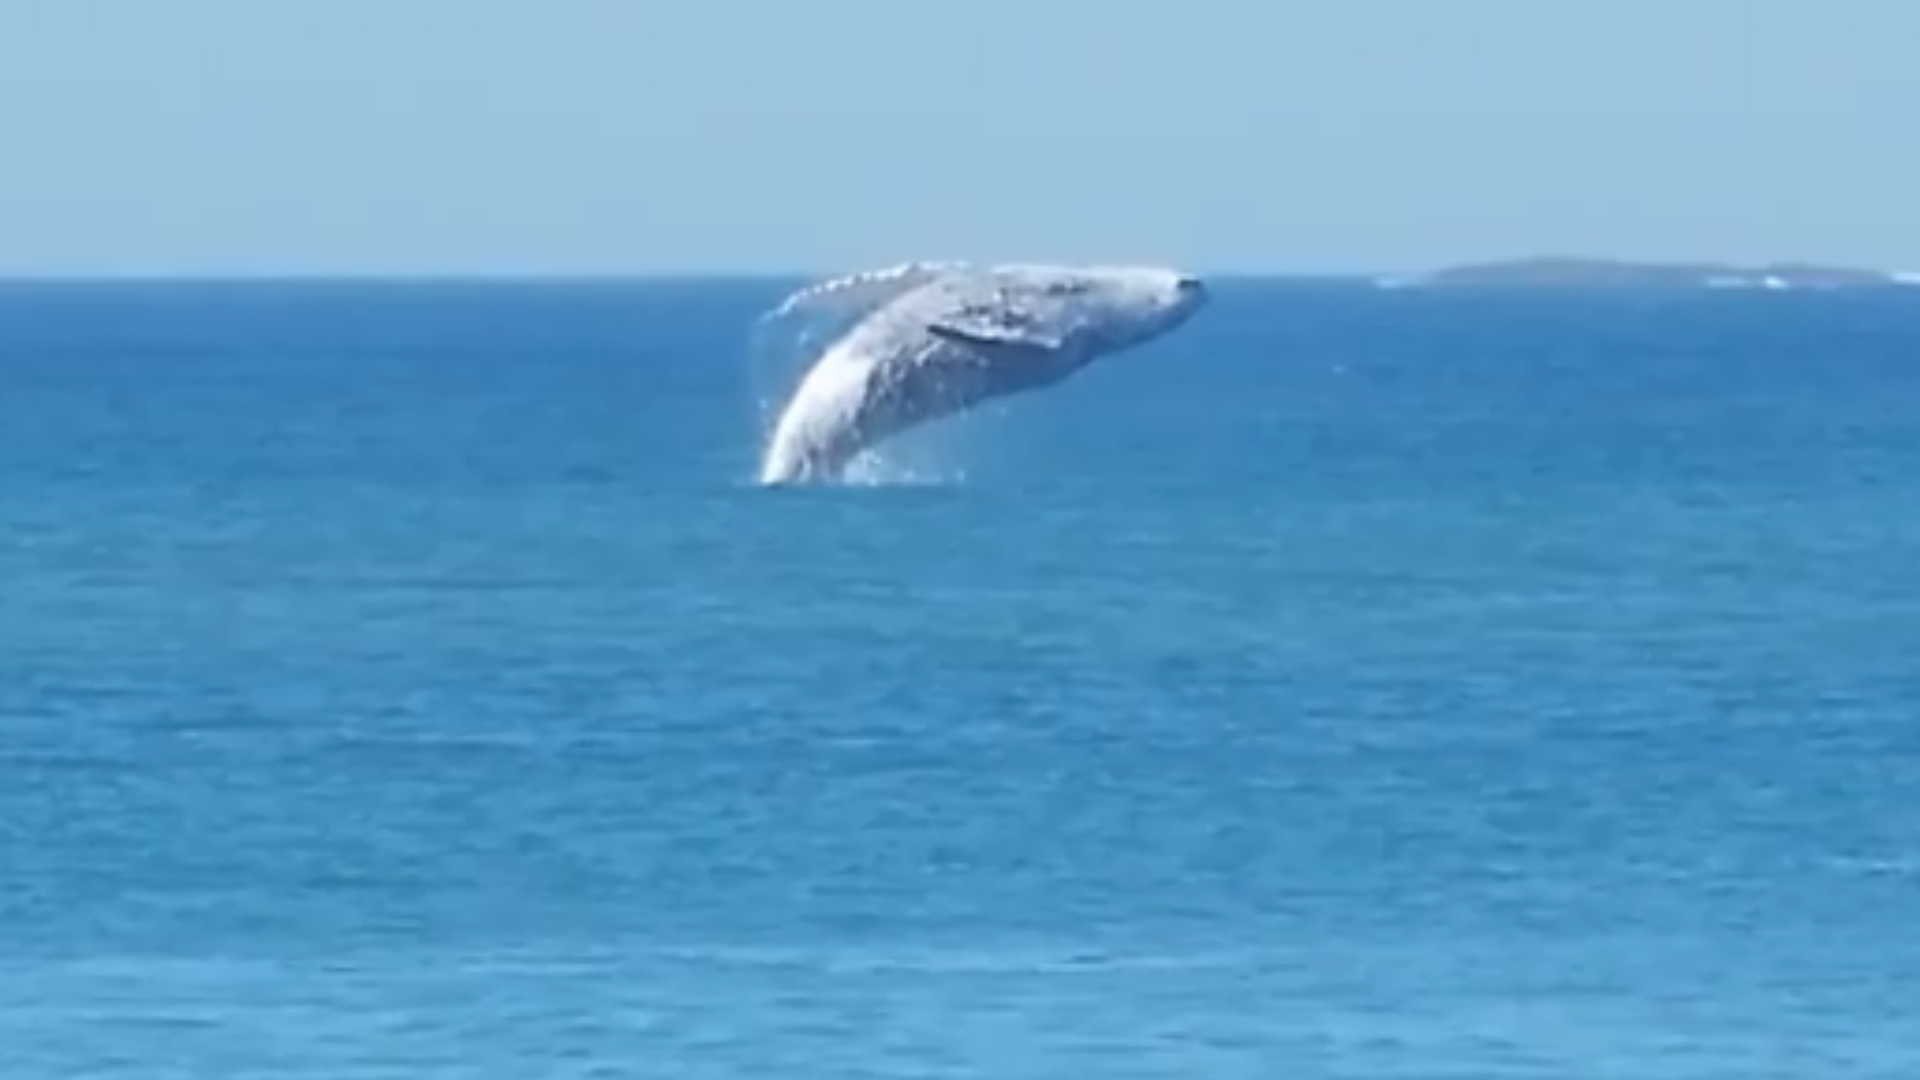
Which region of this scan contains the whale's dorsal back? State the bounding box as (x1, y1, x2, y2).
(761, 261, 968, 328)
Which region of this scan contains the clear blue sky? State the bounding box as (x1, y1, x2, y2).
(2, 0, 1914, 276)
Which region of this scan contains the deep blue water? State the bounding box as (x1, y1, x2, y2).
(4, 279, 1919, 1077)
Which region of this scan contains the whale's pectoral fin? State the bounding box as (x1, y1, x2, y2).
(927, 322, 1062, 360)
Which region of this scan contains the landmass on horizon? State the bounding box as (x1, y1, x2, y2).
(1383, 256, 1918, 290)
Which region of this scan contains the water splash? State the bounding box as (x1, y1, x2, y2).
(839, 445, 968, 488)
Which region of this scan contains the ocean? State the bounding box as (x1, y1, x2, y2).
(3, 278, 1918, 1077)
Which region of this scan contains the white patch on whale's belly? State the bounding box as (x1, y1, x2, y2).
(758, 334, 988, 485)
(758, 343, 873, 484)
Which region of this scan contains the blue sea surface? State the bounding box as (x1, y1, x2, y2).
(3, 278, 1919, 1077)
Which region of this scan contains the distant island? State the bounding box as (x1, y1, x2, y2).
(1382, 257, 1917, 290)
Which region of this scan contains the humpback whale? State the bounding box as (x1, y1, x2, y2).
(757, 262, 1208, 485)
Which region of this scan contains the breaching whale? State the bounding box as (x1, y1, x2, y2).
(756, 262, 1209, 485)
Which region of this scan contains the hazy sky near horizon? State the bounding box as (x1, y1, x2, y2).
(2, 0, 1914, 275)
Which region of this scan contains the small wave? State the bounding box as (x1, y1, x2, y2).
(647, 943, 1259, 976)
(1833, 855, 1920, 878)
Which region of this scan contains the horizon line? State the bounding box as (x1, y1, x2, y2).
(0, 268, 1365, 283)
(0, 254, 1909, 286)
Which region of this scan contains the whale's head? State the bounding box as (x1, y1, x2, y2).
(984, 264, 1209, 359)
